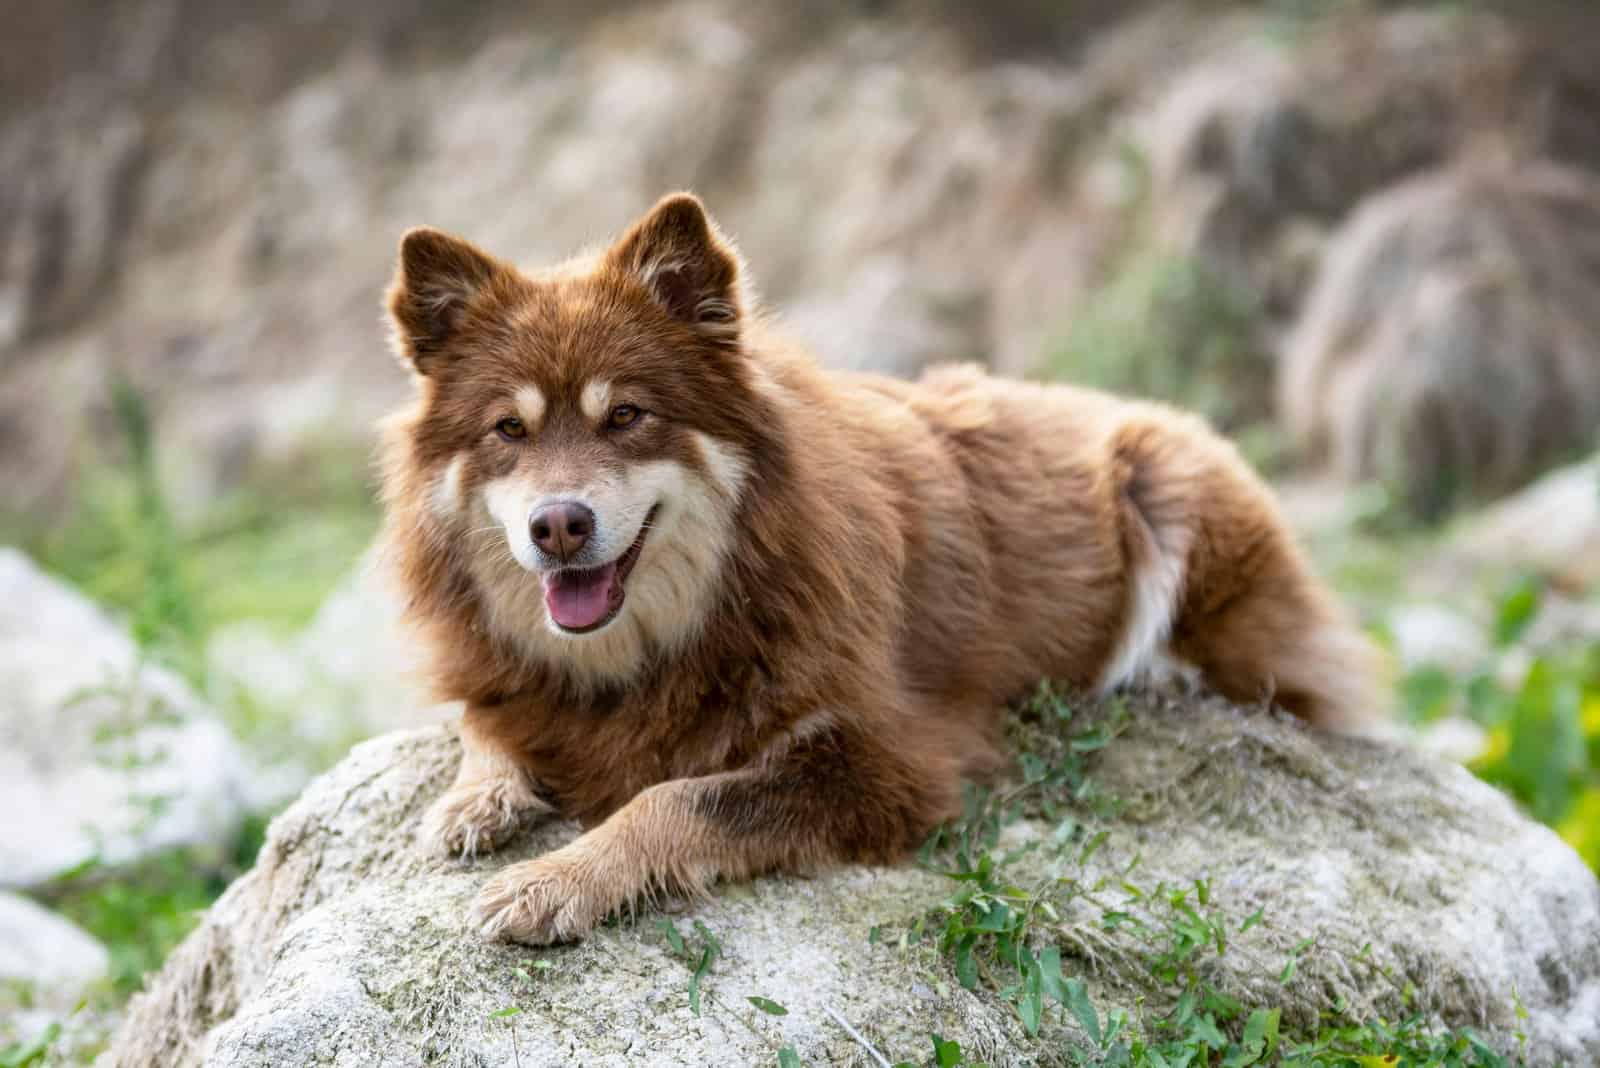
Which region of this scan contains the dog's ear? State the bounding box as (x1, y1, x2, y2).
(386, 227, 509, 373)
(607, 193, 745, 345)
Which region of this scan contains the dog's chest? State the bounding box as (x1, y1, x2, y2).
(517, 662, 790, 825)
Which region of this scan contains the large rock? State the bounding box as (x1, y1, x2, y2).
(0, 548, 255, 888)
(107, 697, 1600, 1067)
(1278, 162, 1600, 519)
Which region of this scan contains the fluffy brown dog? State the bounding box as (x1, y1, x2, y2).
(379, 193, 1380, 944)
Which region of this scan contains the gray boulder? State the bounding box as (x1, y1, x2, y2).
(1453, 455, 1600, 596)
(107, 696, 1600, 1067)
(0, 548, 255, 888)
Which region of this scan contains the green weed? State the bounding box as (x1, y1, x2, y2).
(657, 918, 723, 1017)
(1395, 579, 1600, 873)
(0, 1022, 60, 1068)
(1042, 250, 1278, 470)
(36, 815, 267, 997)
(14, 382, 378, 678)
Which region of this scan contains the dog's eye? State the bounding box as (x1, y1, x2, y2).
(607, 404, 642, 430)
(495, 417, 527, 441)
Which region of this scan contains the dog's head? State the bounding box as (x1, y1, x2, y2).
(385, 194, 769, 681)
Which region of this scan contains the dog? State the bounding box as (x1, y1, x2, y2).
(378, 192, 1381, 944)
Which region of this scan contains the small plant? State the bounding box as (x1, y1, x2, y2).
(39, 815, 267, 996)
(658, 918, 722, 1016)
(1395, 577, 1600, 875)
(0, 1022, 60, 1068)
(486, 1005, 524, 1067)
(748, 996, 788, 1016)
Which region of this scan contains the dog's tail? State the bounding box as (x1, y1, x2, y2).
(1106, 415, 1388, 731)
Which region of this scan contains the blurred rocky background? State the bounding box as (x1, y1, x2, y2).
(2, 0, 1599, 1062)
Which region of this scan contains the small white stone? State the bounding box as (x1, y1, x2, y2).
(1388, 604, 1489, 675)
(0, 549, 254, 889)
(0, 891, 108, 991)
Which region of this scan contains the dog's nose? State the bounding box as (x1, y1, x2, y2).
(530, 501, 594, 563)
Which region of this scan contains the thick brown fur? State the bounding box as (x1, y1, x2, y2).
(379, 193, 1382, 944)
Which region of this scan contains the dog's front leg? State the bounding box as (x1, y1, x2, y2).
(472, 722, 958, 944)
(423, 709, 554, 859)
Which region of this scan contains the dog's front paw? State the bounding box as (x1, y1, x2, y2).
(423, 774, 550, 860)
(472, 846, 623, 945)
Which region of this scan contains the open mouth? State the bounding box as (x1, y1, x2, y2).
(540, 505, 659, 635)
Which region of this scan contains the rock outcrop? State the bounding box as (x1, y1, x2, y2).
(108, 697, 1600, 1068)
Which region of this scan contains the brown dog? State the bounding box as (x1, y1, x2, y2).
(378, 193, 1381, 944)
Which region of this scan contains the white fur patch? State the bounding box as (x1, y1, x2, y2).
(580, 380, 612, 423)
(515, 386, 546, 427)
(1096, 523, 1191, 695)
(694, 431, 750, 502)
(470, 436, 753, 686)
(1143, 647, 1202, 692)
(429, 454, 467, 519)
(481, 475, 532, 558)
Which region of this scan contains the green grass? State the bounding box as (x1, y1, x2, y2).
(25, 450, 377, 667)
(1393, 579, 1600, 874)
(36, 817, 268, 998)
(8, 381, 379, 683)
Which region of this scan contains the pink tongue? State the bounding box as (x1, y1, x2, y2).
(542, 563, 619, 631)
